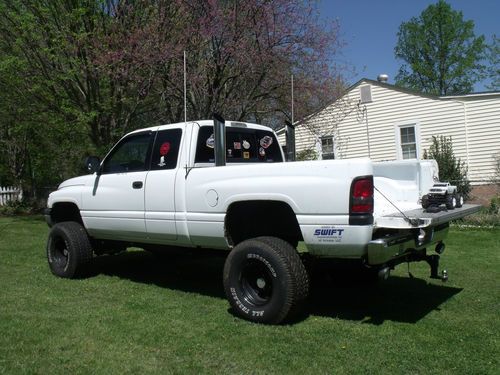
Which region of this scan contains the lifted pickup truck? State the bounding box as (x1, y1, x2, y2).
(45, 117, 480, 324)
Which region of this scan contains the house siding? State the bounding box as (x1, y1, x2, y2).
(287, 80, 500, 185)
(462, 98, 500, 183)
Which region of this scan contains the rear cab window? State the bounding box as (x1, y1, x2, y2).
(195, 126, 283, 165)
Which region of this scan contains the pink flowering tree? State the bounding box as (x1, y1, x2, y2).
(0, 0, 346, 190)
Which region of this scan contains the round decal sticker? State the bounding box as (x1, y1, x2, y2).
(160, 142, 171, 156)
(206, 134, 215, 148)
(242, 140, 250, 150)
(259, 135, 273, 149)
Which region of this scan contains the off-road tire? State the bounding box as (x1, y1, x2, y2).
(455, 193, 464, 208)
(223, 236, 309, 324)
(445, 194, 456, 210)
(47, 221, 93, 278)
(421, 195, 430, 209)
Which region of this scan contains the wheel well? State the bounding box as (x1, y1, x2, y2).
(225, 200, 303, 247)
(51, 202, 83, 225)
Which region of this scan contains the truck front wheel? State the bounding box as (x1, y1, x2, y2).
(47, 222, 93, 278)
(223, 236, 309, 324)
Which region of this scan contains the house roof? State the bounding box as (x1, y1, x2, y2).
(347, 78, 500, 100)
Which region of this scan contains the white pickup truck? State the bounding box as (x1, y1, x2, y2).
(45, 118, 480, 324)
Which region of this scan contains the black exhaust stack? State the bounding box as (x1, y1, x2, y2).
(285, 120, 296, 161)
(213, 113, 226, 166)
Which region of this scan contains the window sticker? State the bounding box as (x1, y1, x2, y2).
(233, 142, 241, 150)
(259, 135, 273, 149)
(160, 142, 171, 156)
(227, 149, 233, 157)
(158, 141, 171, 167)
(206, 134, 215, 148)
(242, 140, 250, 150)
(243, 151, 250, 159)
(259, 147, 266, 157)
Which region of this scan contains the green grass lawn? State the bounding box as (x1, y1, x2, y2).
(0, 216, 498, 374)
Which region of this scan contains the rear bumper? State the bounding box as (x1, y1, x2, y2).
(367, 224, 449, 265)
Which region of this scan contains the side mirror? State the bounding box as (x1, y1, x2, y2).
(85, 156, 101, 174)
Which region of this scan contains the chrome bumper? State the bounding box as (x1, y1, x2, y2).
(367, 224, 449, 265)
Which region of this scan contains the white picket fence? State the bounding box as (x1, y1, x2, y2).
(0, 186, 22, 206)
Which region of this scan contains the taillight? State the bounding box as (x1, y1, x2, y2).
(350, 176, 374, 214)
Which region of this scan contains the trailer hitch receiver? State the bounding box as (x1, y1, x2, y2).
(426, 254, 448, 282)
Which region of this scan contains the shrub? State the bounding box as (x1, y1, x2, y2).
(492, 153, 500, 185)
(424, 135, 471, 200)
(0, 198, 44, 216)
(487, 195, 500, 214)
(296, 149, 317, 161)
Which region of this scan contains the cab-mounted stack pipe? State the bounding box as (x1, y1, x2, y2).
(213, 113, 226, 167)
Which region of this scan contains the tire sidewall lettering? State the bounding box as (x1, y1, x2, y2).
(228, 248, 286, 320)
(230, 287, 266, 318)
(230, 287, 250, 315)
(246, 253, 277, 277)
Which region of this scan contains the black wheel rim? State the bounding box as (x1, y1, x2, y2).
(240, 259, 273, 306)
(51, 237, 69, 270)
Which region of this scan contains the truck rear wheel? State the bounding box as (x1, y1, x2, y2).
(47, 222, 93, 278)
(455, 193, 464, 208)
(223, 236, 309, 324)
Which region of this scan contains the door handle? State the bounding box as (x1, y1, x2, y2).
(132, 181, 143, 189)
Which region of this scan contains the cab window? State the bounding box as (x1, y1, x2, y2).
(149, 129, 182, 170)
(195, 126, 283, 164)
(101, 132, 153, 174)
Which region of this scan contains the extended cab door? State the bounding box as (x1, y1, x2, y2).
(81, 131, 153, 241)
(144, 128, 183, 241)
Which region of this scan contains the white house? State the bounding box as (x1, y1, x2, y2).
(278, 78, 500, 188)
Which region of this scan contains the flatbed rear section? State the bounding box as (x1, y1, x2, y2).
(375, 204, 481, 229)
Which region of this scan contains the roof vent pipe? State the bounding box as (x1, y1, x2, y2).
(377, 74, 389, 83)
(212, 113, 226, 167)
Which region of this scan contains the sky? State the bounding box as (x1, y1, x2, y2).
(318, 0, 499, 92)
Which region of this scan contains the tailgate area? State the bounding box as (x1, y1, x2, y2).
(368, 204, 481, 266)
(375, 204, 481, 229)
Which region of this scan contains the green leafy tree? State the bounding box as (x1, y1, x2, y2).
(424, 135, 471, 199)
(395, 0, 485, 95)
(0, 0, 346, 200)
(485, 35, 499, 91)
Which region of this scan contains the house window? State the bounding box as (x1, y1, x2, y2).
(321, 136, 335, 159)
(399, 126, 417, 159)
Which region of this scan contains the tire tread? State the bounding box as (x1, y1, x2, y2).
(47, 221, 93, 278)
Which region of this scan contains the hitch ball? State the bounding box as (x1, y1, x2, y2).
(435, 242, 446, 254)
(441, 269, 448, 282)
